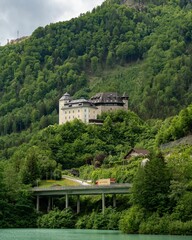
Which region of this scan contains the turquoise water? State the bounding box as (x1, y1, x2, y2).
(0, 229, 191, 240)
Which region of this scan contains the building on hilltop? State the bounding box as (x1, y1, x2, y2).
(59, 93, 97, 124)
(90, 92, 128, 115)
(59, 92, 129, 124)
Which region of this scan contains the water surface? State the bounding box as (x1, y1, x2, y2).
(0, 229, 191, 240)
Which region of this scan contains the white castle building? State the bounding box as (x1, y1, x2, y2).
(59, 92, 128, 124)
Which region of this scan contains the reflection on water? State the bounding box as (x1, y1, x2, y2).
(0, 229, 191, 240)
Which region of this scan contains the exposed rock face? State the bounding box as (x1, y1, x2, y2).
(161, 135, 192, 149)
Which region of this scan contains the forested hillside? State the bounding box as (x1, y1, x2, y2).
(156, 104, 192, 145)
(0, 0, 192, 231)
(0, 0, 192, 140)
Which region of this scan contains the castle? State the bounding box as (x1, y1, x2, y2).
(59, 92, 128, 124)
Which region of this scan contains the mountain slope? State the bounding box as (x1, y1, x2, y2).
(0, 0, 191, 141)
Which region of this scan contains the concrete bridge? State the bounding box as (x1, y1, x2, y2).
(33, 183, 132, 213)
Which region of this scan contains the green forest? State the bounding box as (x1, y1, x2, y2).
(0, 0, 192, 235)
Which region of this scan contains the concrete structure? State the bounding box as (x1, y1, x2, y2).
(59, 92, 129, 124)
(33, 183, 131, 214)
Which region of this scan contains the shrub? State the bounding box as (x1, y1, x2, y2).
(76, 207, 120, 230)
(119, 206, 145, 234)
(75, 215, 90, 229)
(139, 213, 170, 234)
(37, 208, 75, 228)
(169, 220, 192, 235)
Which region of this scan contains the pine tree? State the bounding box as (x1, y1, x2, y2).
(132, 152, 171, 212)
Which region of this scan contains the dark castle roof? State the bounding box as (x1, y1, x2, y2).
(61, 97, 97, 109)
(90, 92, 127, 105)
(60, 92, 128, 108)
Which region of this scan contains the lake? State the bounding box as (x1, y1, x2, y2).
(0, 229, 191, 240)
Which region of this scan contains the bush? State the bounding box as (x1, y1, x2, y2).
(139, 213, 170, 234)
(37, 208, 75, 228)
(172, 192, 192, 221)
(119, 206, 145, 234)
(76, 207, 120, 230)
(53, 168, 62, 180)
(169, 220, 192, 235)
(139, 214, 192, 235)
(75, 215, 90, 229)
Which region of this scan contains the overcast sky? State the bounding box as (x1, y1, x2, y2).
(0, 0, 105, 46)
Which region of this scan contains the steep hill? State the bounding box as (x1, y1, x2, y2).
(161, 134, 192, 149)
(156, 104, 192, 145)
(0, 0, 192, 150)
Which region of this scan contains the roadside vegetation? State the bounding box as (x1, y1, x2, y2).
(0, 0, 192, 234)
(1, 106, 192, 234)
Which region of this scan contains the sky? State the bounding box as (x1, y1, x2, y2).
(0, 0, 105, 46)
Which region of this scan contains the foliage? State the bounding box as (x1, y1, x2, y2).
(20, 147, 40, 185)
(120, 202, 192, 235)
(0, 0, 191, 157)
(0, 0, 192, 233)
(79, 157, 142, 183)
(156, 104, 192, 145)
(139, 214, 192, 235)
(5, 111, 152, 172)
(0, 162, 37, 228)
(119, 206, 145, 234)
(139, 213, 170, 234)
(168, 220, 192, 235)
(76, 207, 121, 230)
(132, 151, 171, 212)
(37, 208, 75, 228)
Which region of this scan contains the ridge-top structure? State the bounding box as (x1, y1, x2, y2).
(59, 92, 128, 124)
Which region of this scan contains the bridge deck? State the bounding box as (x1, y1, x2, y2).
(32, 183, 132, 196)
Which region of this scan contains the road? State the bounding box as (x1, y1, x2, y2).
(62, 175, 91, 186)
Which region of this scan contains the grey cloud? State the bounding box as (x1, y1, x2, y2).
(0, 0, 104, 45)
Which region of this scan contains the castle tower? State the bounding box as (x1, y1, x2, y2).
(59, 92, 71, 124)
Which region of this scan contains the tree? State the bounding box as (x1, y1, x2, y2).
(106, 51, 114, 67)
(91, 56, 99, 73)
(132, 152, 171, 212)
(20, 147, 40, 186)
(116, 42, 135, 63)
